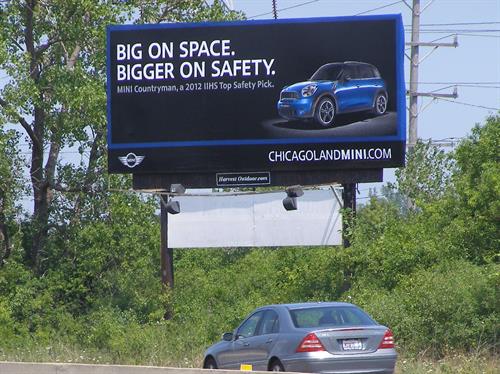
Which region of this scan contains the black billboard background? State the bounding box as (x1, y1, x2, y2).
(108, 16, 405, 176)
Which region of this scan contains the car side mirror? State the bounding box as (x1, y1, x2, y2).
(222, 332, 234, 341)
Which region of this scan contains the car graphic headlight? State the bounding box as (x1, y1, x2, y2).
(301, 84, 318, 97)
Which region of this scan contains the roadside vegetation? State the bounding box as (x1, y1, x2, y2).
(0, 1, 498, 372)
(0, 116, 497, 371)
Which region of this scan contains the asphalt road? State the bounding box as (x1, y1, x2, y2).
(261, 112, 398, 138)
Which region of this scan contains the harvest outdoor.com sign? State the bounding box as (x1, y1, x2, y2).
(107, 15, 406, 185)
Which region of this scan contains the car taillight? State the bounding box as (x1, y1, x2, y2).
(378, 329, 395, 349)
(296, 333, 326, 352)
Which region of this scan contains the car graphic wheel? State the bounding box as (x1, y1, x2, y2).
(373, 92, 388, 115)
(315, 97, 335, 127)
(269, 360, 285, 372)
(203, 358, 217, 369)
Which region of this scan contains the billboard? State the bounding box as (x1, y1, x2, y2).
(168, 189, 342, 248)
(107, 15, 406, 185)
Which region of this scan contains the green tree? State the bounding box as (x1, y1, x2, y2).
(0, 130, 24, 266)
(448, 114, 499, 263)
(390, 139, 454, 209)
(0, 0, 241, 272)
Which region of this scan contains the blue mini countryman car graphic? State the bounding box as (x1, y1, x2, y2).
(277, 61, 388, 127)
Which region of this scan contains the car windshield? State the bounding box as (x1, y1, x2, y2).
(310, 64, 343, 81)
(289, 306, 376, 328)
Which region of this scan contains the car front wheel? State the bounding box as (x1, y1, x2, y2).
(314, 97, 335, 127)
(373, 92, 388, 115)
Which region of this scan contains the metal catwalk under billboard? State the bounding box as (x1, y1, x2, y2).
(107, 15, 406, 184)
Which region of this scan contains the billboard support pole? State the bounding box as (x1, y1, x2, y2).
(342, 183, 356, 248)
(160, 195, 174, 319)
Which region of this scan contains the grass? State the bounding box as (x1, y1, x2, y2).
(396, 354, 499, 374)
(2, 344, 499, 374)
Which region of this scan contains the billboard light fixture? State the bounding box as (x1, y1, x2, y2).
(286, 185, 304, 198)
(283, 185, 303, 211)
(170, 184, 186, 195)
(282, 196, 298, 211)
(166, 199, 181, 215)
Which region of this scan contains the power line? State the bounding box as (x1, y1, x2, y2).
(404, 29, 500, 33)
(354, 0, 403, 16)
(456, 33, 500, 38)
(248, 0, 319, 19)
(424, 84, 500, 90)
(453, 85, 500, 89)
(417, 21, 500, 26)
(406, 81, 500, 85)
(435, 97, 499, 111)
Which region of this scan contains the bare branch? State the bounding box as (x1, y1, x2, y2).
(24, 1, 38, 79)
(70, 129, 104, 221)
(36, 38, 61, 57)
(8, 36, 24, 52)
(156, 0, 183, 23)
(67, 45, 80, 70)
(0, 96, 40, 148)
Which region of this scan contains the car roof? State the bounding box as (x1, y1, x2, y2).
(256, 302, 357, 311)
(319, 61, 375, 68)
(343, 61, 372, 66)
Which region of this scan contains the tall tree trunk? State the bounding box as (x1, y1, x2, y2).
(0, 191, 12, 266)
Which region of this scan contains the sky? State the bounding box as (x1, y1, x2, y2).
(229, 0, 500, 198)
(8, 0, 500, 209)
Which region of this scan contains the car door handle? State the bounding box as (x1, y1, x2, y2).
(243, 342, 250, 347)
(266, 339, 273, 344)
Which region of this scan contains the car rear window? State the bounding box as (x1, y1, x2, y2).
(289, 306, 376, 328)
(311, 64, 343, 81)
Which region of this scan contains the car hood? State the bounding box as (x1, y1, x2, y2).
(283, 80, 335, 92)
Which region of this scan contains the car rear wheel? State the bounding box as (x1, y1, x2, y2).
(203, 357, 218, 369)
(314, 97, 335, 127)
(373, 92, 388, 115)
(269, 360, 285, 371)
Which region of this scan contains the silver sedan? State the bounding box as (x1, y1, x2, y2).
(203, 302, 396, 373)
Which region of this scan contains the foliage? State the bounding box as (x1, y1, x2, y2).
(348, 260, 499, 356)
(0, 129, 24, 265)
(0, 0, 242, 273)
(396, 354, 500, 374)
(0, 0, 498, 366)
(448, 115, 500, 263)
(391, 140, 454, 208)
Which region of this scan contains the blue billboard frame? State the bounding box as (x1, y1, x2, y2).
(106, 14, 406, 151)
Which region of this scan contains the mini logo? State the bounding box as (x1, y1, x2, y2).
(118, 153, 145, 168)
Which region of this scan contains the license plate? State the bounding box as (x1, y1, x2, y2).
(342, 339, 363, 350)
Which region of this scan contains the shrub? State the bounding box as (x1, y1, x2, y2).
(348, 260, 499, 356)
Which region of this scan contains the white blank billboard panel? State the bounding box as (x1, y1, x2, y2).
(168, 189, 342, 248)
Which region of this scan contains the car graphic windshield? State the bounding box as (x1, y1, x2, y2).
(289, 306, 376, 328)
(310, 64, 343, 81)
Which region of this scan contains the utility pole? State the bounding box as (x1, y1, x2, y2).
(407, 0, 458, 148)
(272, 0, 278, 19)
(408, 0, 420, 147)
